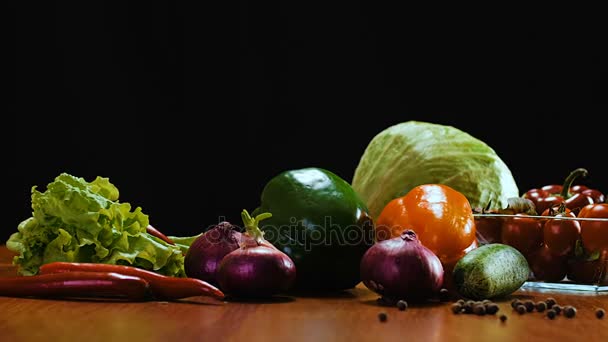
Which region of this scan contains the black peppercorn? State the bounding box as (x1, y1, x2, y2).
(474, 304, 486, 316)
(451, 303, 463, 314)
(457, 299, 465, 305)
(516, 305, 526, 315)
(553, 305, 562, 315)
(524, 300, 535, 312)
(485, 303, 499, 315)
(511, 299, 521, 308)
(438, 288, 450, 302)
(564, 306, 577, 318)
(378, 312, 388, 322)
(377, 297, 396, 307)
(535, 301, 547, 312)
(545, 297, 556, 308)
(397, 300, 408, 311)
(499, 314, 507, 322)
(463, 302, 474, 314)
(596, 308, 605, 319)
(547, 310, 556, 320)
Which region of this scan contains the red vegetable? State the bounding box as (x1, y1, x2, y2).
(146, 224, 176, 245)
(542, 204, 581, 257)
(523, 168, 601, 215)
(184, 221, 243, 286)
(578, 203, 608, 254)
(39, 262, 224, 300)
(567, 251, 608, 285)
(501, 214, 543, 257)
(528, 245, 568, 282)
(0, 271, 150, 301)
(360, 229, 444, 301)
(217, 210, 296, 298)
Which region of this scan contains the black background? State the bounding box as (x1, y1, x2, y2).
(8, 3, 606, 242)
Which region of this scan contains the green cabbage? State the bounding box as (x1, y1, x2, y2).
(6, 173, 185, 276)
(352, 121, 519, 219)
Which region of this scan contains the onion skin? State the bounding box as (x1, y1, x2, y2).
(360, 230, 444, 301)
(184, 222, 242, 286)
(217, 245, 296, 298)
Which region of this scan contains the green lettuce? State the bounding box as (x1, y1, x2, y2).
(352, 121, 519, 218)
(6, 173, 185, 277)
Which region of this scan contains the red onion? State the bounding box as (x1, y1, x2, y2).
(360, 229, 444, 301)
(184, 221, 243, 286)
(217, 210, 296, 298)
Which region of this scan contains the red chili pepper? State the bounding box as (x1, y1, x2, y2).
(523, 168, 603, 215)
(0, 272, 150, 301)
(39, 262, 225, 300)
(146, 224, 176, 245)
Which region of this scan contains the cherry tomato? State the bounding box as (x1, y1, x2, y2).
(578, 203, 608, 253)
(375, 184, 476, 262)
(566, 252, 608, 285)
(543, 210, 580, 257)
(474, 217, 502, 244)
(501, 214, 543, 257)
(529, 245, 568, 282)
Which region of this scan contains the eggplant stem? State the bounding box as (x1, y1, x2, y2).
(241, 209, 272, 244)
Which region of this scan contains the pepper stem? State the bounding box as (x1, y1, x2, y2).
(560, 168, 588, 198)
(241, 209, 272, 244)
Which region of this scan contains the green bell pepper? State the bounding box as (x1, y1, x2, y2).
(254, 167, 374, 292)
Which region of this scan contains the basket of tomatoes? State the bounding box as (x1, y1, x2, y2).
(475, 168, 608, 287)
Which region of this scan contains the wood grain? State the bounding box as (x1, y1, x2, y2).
(1, 246, 606, 342)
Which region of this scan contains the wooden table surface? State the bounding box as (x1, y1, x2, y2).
(1, 246, 606, 342)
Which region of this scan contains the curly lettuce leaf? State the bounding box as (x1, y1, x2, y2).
(6, 173, 185, 276)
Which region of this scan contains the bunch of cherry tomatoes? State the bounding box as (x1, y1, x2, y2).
(477, 168, 607, 284)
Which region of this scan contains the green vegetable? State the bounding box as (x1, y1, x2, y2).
(6, 173, 185, 277)
(452, 243, 529, 300)
(253, 167, 374, 291)
(352, 121, 519, 219)
(168, 233, 203, 255)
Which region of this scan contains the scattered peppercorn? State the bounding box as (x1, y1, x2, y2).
(553, 305, 562, 315)
(378, 312, 388, 322)
(451, 303, 463, 314)
(499, 314, 507, 322)
(511, 299, 521, 309)
(545, 298, 556, 308)
(524, 300, 535, 312)
(535, 301, 547, 312)
(547, 310, 556, 320)
(564, 306, 577, 318)
(397, 300, 408, 311)
(457, 299, 465, 305)
(596, 308, 605, 319)
(474, 304, 486, 316)
(482, 299, 492, 305)
(516, 305, 526, 315)
(438, 288, 450, 302)
(485, 303, 499, 315)
(463, 302, 474, 314)
(377, 297, 396, 307)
